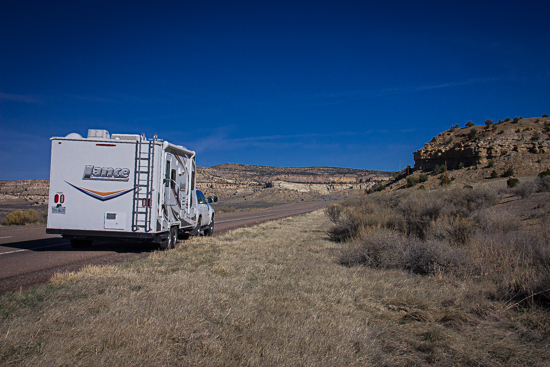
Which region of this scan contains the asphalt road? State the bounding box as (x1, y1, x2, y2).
(0, 201, 327, 293)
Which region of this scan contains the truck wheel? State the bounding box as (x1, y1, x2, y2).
(70, 239, 93, 248)
(193, 216, 202, 236)
(169, 226, 178, 249)
(159, 237, 170, 250)
(204, 218, 214, 236)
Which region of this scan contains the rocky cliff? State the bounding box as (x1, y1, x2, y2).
(413, 116, 550, 175)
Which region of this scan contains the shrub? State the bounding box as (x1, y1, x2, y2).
(433, 215, 476, 247)
(503, 167, 514, 177)
(487, 159, 495, 168)
(433, 164, 445, 174)
(484, 118, 493, 127)
(439, 174, 453, 186)
(498, 130, 504, 134)
(504, 117, 511, 122)
(537, 176, 550, 192)
(490, 170, 498, 179)
(397, 193, 444, 239)
(418, 173, 428, 182)
(468, 128, 478, 140)
(507, 177, 520, 188)
(465, 121, 475, 127)
(458, 162, 465, 169)
(538, 168, 550, 178)
(4, 209, 41, 225)
(340, 230, 405, 268)
(436, 187, 499, 220)
(325, 204, 341, 224)
(543, 114, 549, 118)
(473, 208, 520, 236)
(512, 117, 520, 123)
(532, 132, 541, 141)
(406, 176, 419, 187)
(376, 184, 386, 192)
(513, 181, 536, 198)
(418, 185, 426, 190)
(403, 238, 466, 276)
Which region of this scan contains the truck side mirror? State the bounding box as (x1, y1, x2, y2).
(213, 196, 218, 202)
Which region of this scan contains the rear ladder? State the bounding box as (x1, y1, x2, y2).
(132, 134, 155, 232)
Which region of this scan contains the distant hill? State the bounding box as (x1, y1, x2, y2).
(0, 165, 393, 213)
(196, 164, 393, 210)
(198, 163, 391, 186)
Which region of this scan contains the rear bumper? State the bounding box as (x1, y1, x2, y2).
(46, 228, 164, 242)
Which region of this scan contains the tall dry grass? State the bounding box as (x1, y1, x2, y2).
(328, 186, 550, 309)
(1, 209, 549, 366)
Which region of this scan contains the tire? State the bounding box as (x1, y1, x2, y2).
(193, 216, 202, 236)
(169, 226, 178, 249)
(70, 239, 93, 248)
(204, 217, 214, 236)
(160, 226, 178, 250)
(159, 237, 170, 250)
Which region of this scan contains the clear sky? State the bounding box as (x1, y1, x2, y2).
(1, 0, 549, 180)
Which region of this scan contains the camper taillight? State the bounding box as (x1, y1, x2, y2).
(54, 194, 65, 204)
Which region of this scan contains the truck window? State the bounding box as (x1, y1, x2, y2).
(197, 190, 207, 204)
(171, 169, 176, 190)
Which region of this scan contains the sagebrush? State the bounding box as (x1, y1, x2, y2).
(4, 209, 41, 225)
(327, 186, 550, 308)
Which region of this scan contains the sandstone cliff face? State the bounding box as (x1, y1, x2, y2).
(196, 164, 391, 193)
(413, 117, 550, 175)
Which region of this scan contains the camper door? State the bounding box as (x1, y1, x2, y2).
(164, 152, 190, 222)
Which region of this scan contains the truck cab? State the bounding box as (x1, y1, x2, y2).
(192, 189, 215, 236)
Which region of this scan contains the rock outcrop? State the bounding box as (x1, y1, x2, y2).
(413, 117, 550, 175)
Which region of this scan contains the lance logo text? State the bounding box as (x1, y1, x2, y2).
(83, 165, 130, 181)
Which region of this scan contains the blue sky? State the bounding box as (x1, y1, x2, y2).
(1, 0, 549, 180)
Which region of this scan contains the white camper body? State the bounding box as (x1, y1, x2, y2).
(46, 129, 213, 248)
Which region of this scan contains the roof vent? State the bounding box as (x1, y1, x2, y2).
(65, 132, 83, 139)
(111, 134, 141, 141)
(87, 129, 110, 139)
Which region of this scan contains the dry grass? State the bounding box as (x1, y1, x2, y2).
(1, 210, 550, 366)
(332, 186, 550, 310)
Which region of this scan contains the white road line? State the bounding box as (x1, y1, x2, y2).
(0, 236, 13, 239)
(0, 243, 69, 256)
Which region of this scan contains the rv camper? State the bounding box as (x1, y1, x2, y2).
(46, 129, 214, 249)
